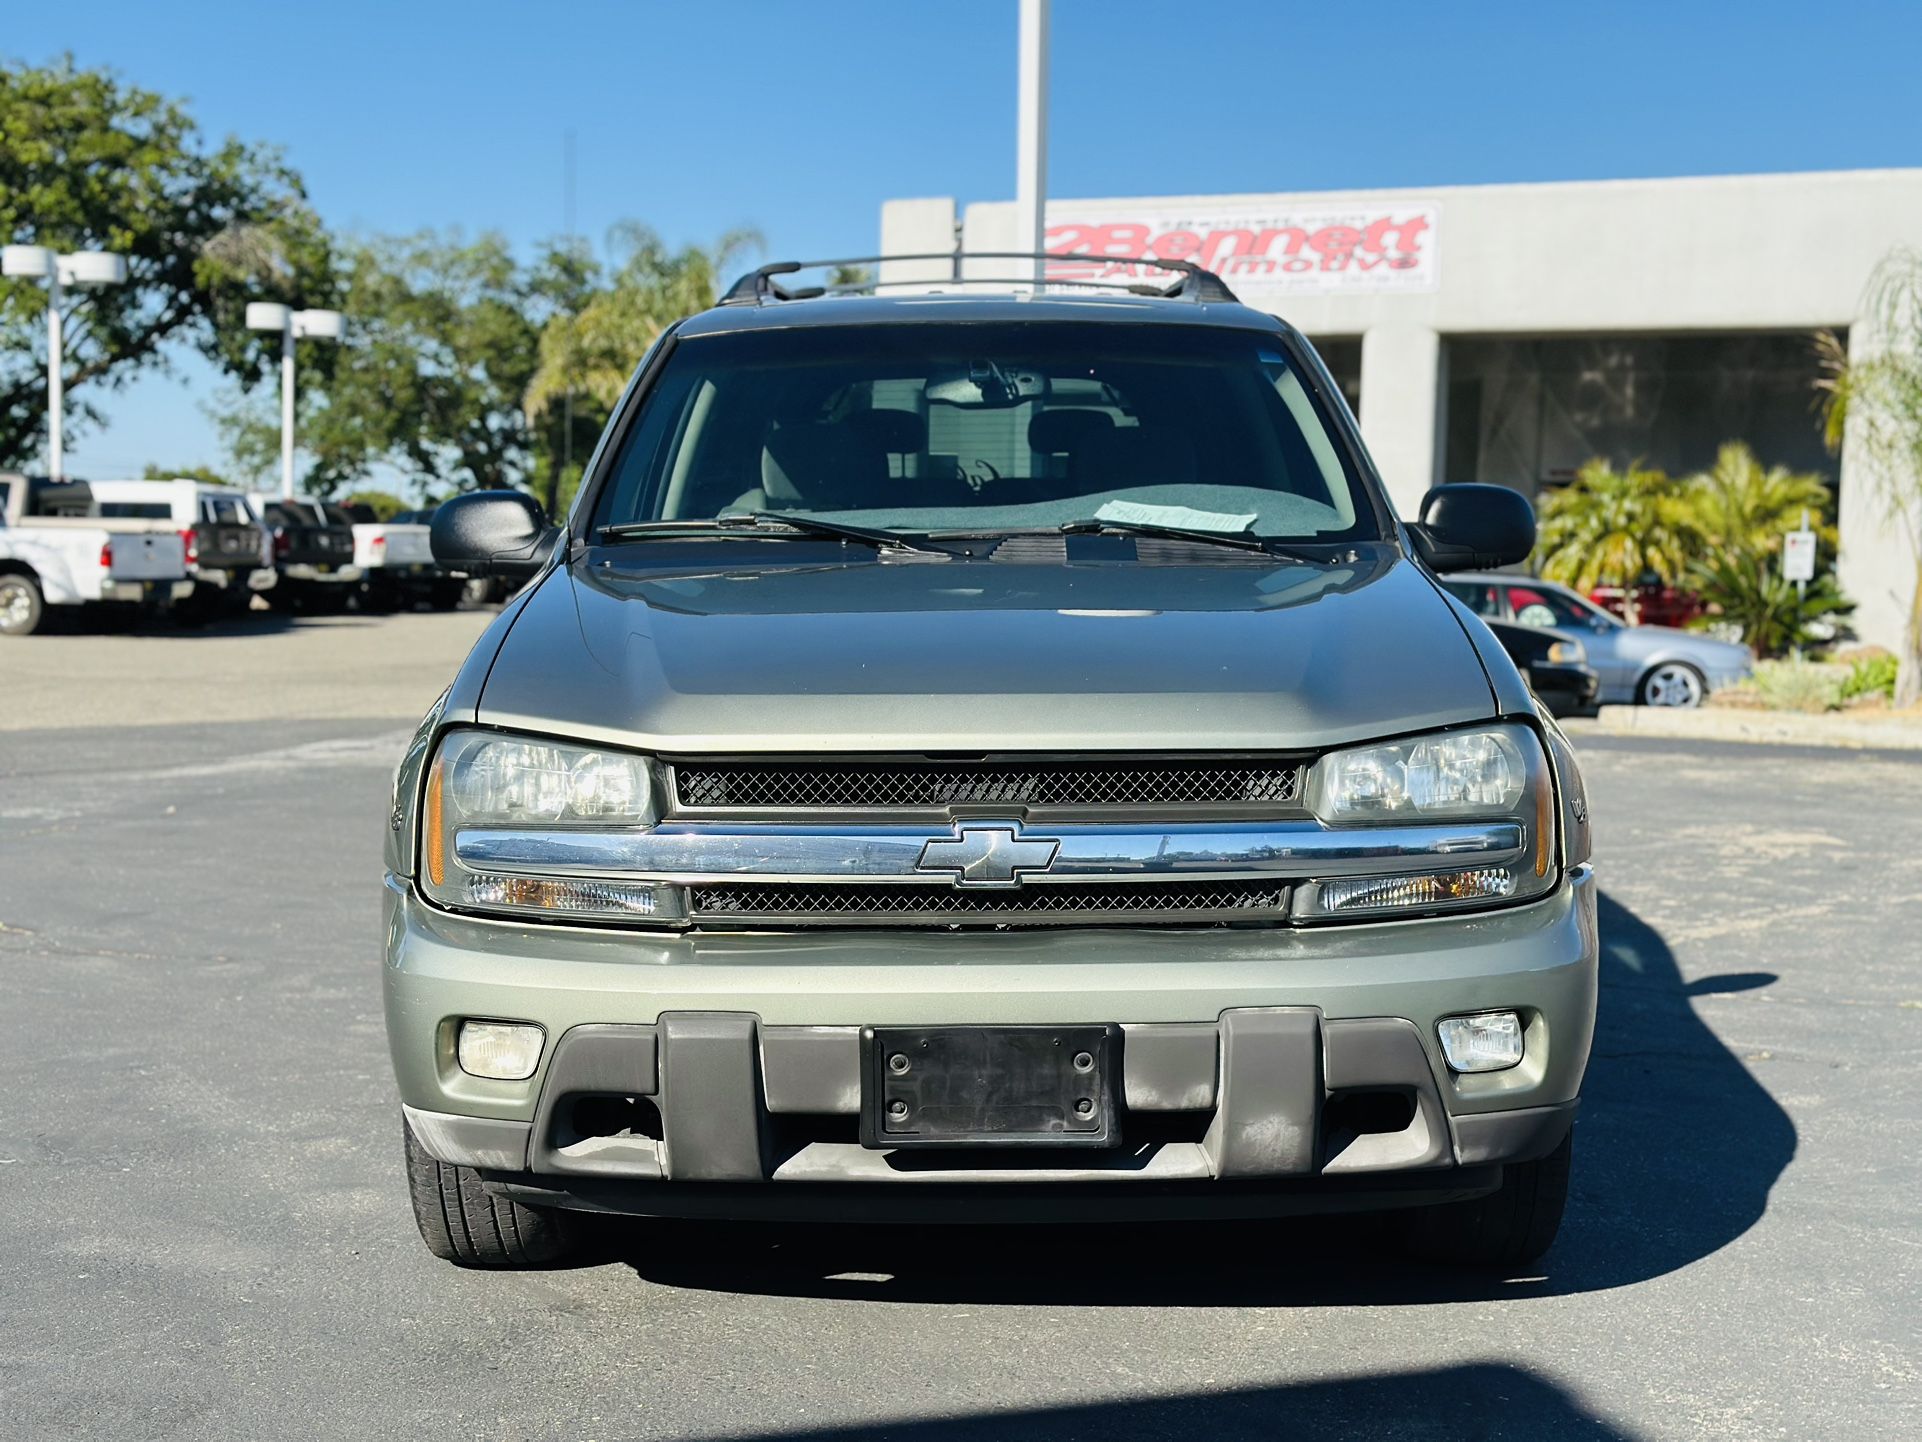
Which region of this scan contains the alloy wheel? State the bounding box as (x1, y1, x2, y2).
(1642, 663, 1704, 708)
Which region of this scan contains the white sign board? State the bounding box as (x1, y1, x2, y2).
(1783, 529, 1818, 583)
(1043, 201, 1440, 300)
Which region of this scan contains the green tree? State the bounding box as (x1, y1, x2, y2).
(1678, 442, 1844, 655)
(1534, 459, 1700, 619)
(1817, 249, 1922, 707)
(1682, 441, 1837, 553)
(142, 461, 229, 486)
(342, 488, 407, 520)
(523, 223, 760, 512)
(0, 58, 334, 469)
(213, 230, 556, 496)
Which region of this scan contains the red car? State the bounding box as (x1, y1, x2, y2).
(1586, 584, 1705, 630)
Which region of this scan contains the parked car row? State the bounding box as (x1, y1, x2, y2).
(0, 473, 499, 636)
(1444, 572, 1753, 709)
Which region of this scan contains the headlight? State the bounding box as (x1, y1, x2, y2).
(444, 732, 651, 823)
(420, 729, 683, 924)
(1297, 723, 1558, 920)
(1545, 639, 1584, 664)
(1308, 726, 1526, 822)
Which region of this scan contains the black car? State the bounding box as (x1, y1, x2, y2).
(1484, 619, 1599, 718)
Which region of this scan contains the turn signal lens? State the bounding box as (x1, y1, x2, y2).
(1313, 867, 1517, 915)
(423, 758, 446, 888)
(462, 873, 684, 920)
(1437, 1011, 1525, 1073)
(457, 1020, 544, 1081)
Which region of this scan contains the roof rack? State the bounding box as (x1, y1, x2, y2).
(719, 252, 1241, 306)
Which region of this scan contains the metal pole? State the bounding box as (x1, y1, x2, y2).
(47, 272, 64, 482)
(280, 322, 296, 500)
(1015, 0, 1051, 290)
(1794, 506, 1809, 662)
(560, 128, 576, 514)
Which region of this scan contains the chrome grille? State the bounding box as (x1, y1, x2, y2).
(689, 879, 1289, 927)
(672, 758, 1303, 812)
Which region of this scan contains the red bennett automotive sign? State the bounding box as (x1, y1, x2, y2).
(1043, 202, 1439, 297)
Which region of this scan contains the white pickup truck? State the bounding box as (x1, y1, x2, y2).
(0, 474, 191, 636)
(346, 505, 463, 611)
(89, 478, 275, 615)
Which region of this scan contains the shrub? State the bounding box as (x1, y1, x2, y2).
(1744, 660, 1847, 713)
(1841, 652, 1899, 702)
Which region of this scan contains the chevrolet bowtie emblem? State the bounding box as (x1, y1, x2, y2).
(916, 825, 1060, 888)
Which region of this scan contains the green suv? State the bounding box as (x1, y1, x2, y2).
(385, 257, 1596, 1269)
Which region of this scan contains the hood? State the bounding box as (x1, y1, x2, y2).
(475, 544, 1498, 753)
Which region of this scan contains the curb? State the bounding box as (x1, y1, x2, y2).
(1562, 705, 1922, 752)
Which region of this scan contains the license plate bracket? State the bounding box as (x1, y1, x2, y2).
(860, 1024, 1119, 1148)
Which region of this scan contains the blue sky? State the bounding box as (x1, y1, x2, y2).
(11, 0, 1921, 484)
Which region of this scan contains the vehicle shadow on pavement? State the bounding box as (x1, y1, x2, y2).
(680, 1364, 1642, 1441)
(615, 889, 1795, 1307)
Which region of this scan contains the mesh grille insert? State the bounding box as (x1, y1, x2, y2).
(690, 879, 1289, 925)
(673, 759, 1302, 811)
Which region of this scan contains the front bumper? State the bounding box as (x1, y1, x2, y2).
(386, 865, 1597, 1217)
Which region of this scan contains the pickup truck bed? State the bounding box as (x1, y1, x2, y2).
(0, 476, 190, 635)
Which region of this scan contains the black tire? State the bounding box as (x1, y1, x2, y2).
(402, 1116, 580, 1267)
(1396, 1130, 1572, 1268)
(429, 579, 468, 611)
(0, 572, 47, 636)
(354, 578, 399, 615)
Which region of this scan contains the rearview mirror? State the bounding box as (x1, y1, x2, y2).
(430, 490, 560, 579)
(1410, 483, 1536, 573)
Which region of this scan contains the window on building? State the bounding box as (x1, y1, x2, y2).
(1442, 332, 1841, 501)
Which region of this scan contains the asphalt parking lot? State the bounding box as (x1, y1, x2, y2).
(1, 612, 1918, 1441)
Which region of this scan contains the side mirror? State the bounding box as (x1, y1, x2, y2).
(430, 490, 560, 579)
(1410, 483, 1536, 573)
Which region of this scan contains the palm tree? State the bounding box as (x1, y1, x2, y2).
(1682, 441, 1835, 553)
(1815, 247, 1922, 707)
(1535, 459, 1700, 620)
(523, 224, 761, 514)
(524, 224, 762, 421)
(1678, 442, 1842, 656)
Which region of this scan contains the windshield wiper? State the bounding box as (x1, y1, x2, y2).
(599, 512, 945, 556)
(1053, 518, 1334, 564)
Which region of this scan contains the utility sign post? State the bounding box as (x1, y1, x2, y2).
(1784, 510, 1817, 661)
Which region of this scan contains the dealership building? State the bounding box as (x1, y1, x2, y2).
(881, 168, 1922, 652)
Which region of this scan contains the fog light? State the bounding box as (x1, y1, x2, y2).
(1437, 1011, 1525, 1073)
(457, 1020, 545, 1080)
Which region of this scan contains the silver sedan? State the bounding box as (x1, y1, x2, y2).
(1441, 574, 1753, 707)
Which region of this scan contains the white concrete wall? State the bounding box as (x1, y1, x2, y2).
(1836, 319, 1922, 658)
(881, 171, 1922, 653)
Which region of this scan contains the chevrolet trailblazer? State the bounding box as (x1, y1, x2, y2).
(384, 255, 1597, 1270)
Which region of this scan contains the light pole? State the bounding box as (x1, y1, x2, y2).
(245, 302, 345, 499)
(1015, 0, 1051, 290)
(1, 245, 130, 481)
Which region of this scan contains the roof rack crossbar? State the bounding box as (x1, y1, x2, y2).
(720, 252, 1240, 305)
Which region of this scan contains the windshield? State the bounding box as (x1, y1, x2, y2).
(1510, 582, 1619, 631)
(589, 323, 1377, 542)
